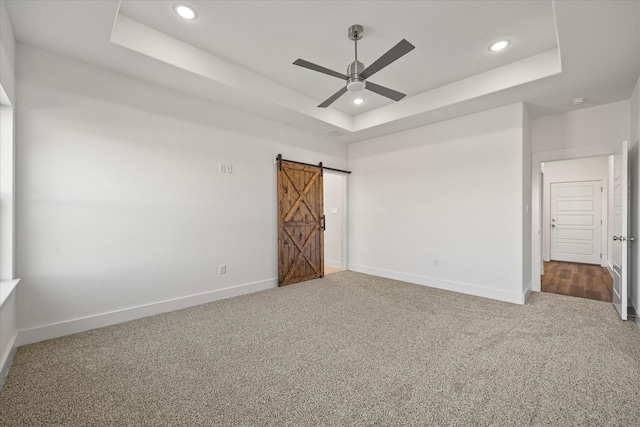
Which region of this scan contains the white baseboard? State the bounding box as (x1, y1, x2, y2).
(349, 264, 526, 305)
(16, 278, 277, 347)
(0, 332, 17, 390)
(325, 259, 342, 269)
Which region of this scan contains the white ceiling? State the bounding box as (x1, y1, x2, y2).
(4, 0, 640, 143)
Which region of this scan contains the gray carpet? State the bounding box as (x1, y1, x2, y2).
(1, 271, 639, 426)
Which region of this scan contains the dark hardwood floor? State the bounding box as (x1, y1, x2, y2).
(541, 261, 613, 302)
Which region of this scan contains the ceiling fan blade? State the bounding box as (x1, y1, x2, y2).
(293, 59, 349, 80)
(359, 39, 415, 80)
(365, 81, 406, 101)
(318, 86, 348, 108)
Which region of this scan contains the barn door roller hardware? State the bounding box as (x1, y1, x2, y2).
(276, 154, 351, 174)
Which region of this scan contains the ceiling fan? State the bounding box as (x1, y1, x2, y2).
(293, 25, 415, 108)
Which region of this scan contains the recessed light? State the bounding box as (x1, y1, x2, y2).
(174, 4, 197, 20)
(489, 40, 510, 52)
(352, 98, 364, 105)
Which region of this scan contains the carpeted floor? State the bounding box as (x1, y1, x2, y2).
(1, 271, 639, 426)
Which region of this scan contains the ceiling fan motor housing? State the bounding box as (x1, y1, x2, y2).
(347, 60, 366, 91)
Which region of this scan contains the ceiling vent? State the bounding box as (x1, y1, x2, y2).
(324, 129, 346, 138)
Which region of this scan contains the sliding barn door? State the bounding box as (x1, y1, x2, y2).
(277, 159, 324, 286)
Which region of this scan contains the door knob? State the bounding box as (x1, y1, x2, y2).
(613, 236, 620, 241)
(551, 224, 556, 228)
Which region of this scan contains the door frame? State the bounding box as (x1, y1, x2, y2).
(531, 142, 622, 292)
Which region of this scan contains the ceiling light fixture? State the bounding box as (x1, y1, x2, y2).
(293, 24, 415, 108)
(489, 40, 510, 52)
(174, 4, 197, 20)
(571, 97, 586, 106)
(352, 98, 364, 105)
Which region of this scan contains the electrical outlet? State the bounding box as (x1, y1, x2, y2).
(226, 164, 233, 174)
(433, 259, 439, 267)
(219, 264, 226, 274)
(219, 164, 226, 173)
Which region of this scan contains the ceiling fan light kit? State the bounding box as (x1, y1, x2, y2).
(346, 63, 366, 92)
(293, 24, 415, 108)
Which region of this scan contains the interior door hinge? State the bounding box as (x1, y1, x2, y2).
(601, 186, 603, 192)
(600, 253, 602, 259)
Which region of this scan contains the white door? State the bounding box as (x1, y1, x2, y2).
(612, 141, 629, 320)
(550, 180, 602, 264)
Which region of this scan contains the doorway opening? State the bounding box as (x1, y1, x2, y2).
(323, 171, 348, 275)
(0, 84, 15, 281)
(276, 155, 349, 286)
(539, 156, 612, 302)
(532, 141, 630, 320)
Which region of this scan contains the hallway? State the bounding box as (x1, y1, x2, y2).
(541, 261, 612, 302)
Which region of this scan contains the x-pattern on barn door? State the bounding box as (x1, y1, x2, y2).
(277, 158, 324, 286)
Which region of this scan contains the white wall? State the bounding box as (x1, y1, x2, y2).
(0, 0, 17, 388)
(630, 75, 639, 322)
(323, 172, 346, 269)
(348, 103, 527, 304)
(532, 101, 630, 153)
(0, 0, 15, 104)
(15, 45, 348, 345)
(0, 289, 15, 388)
(0, 0, 16, 282)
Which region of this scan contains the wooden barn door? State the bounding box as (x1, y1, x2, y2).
(277, 158, 324, 286)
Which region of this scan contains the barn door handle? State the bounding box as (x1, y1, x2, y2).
(321, 215, 326, 231)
